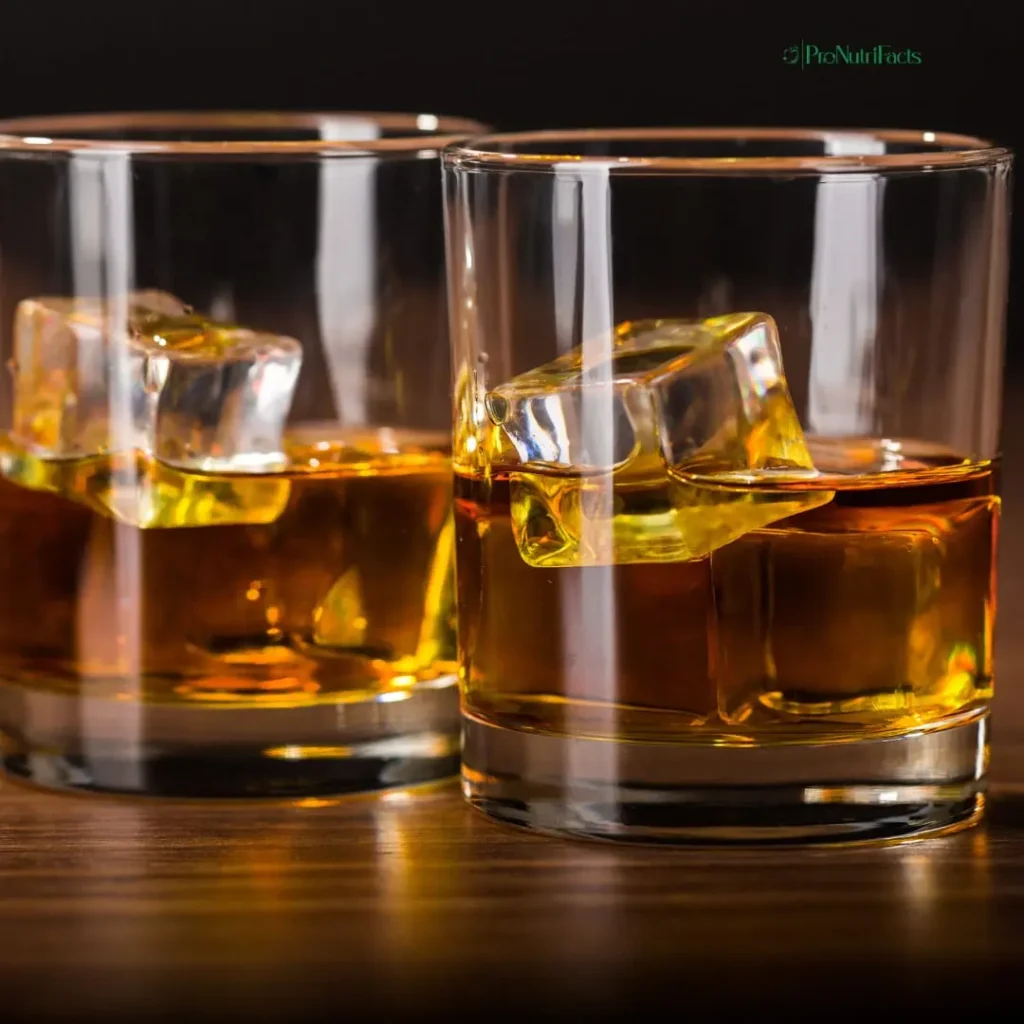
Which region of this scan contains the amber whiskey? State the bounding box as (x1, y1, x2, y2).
(0, 428, 456, 706)
(455, 442, 997, 746)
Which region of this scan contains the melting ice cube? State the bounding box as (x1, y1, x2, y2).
(4, 294, 304, 528)
(129, 313, 303, 474)
(485, 313, 835, 567)
(487, 313, 819, 476)
(10, 290, 187, 458)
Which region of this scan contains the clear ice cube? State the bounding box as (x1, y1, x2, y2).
(4, 294, 303, 529)
(129, 313, 303, 473)
(10, 290, 187, 458)
(486, 313, 835, 568)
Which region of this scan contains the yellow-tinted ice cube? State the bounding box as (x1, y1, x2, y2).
(510, 460, 831, 569)
(487, 313, 833, 568)
(0, 436, 291, 529)
(712, 491, 998, 725)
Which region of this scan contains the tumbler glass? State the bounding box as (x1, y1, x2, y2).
(0, 110, 486, 798)
(444, 128, 1011, 844)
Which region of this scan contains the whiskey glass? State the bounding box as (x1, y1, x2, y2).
(444, 128, 1011, 844)
(0, 110, 486, 798)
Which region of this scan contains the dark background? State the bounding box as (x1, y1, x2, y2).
(0, 3, 1019, 354)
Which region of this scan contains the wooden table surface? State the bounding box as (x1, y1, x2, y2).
(4, 388, 1024, 1018)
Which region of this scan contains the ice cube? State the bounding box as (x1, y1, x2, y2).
(0, 440, 292, 530)
(4, 296, 302, 528)
(453, 361, 517, 474)
(99, 453, 294, 529)
(486, 313, 834, 568)
(129, 314, 303, 474)
(312, 566, 368, 648)
(712, 493, 997, 725)
(10, 290, 187, 458)
(488, 313, 819, 475)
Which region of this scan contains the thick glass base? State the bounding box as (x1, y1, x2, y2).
(462, 710, 988, 846)
(0, 678, 459, 798)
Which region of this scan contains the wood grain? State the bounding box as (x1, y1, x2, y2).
(3, 381, 1024, 1018)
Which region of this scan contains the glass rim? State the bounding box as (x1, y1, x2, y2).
(0, 110, 489, 155)
(445, 127, 1012, 174)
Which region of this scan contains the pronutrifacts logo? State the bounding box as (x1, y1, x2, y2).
(782, 43, 923, 67)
